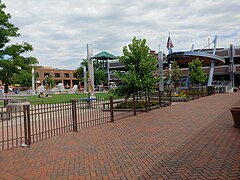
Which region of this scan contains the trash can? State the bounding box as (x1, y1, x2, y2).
(233, 88, 238, 92)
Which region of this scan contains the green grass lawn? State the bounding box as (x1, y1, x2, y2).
(3, 92, 114, 105)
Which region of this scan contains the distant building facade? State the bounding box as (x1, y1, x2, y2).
(34, 66, 78, 88)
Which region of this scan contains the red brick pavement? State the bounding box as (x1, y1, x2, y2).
(0, 93, 240, 179)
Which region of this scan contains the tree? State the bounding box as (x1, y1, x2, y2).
(13, 69, 32, 87)
(74, 66, 84, 82)
(44, 75, 55, 89)
(80, 59, 88, 71)
(0, 2, 38, 93)
(116, 37, 158, 97)
(188, 58, 207, 86)
(94, 68, 106, 85)
(76, 58, 107, 87)
(164, 61, 181, 89)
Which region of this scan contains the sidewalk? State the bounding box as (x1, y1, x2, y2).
(1, 93, 240, 179)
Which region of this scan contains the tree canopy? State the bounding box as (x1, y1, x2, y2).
(115, 37, 158, 97)
(77, 58, 107, 85)
(0, 2, 38, 89)
(74, 66, 84, 82)
(188, 58, 207, 85)
(164, 60, 181, 89)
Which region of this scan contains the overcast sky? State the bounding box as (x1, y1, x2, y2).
(2, 0, 240, 70)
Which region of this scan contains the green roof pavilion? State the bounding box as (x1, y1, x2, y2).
(93, 51, 117, 60)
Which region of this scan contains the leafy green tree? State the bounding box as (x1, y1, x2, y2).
(77, 58, 107, 86)
(80, 59, 88, 70)
(79, 58, 105, 71)
(116, 37, 158, 97)
(74, 66, 84, 82)
(188, 58, 207, 86)
(44, 75, 55, 89)
(94, 69, 106, 85)
(164, 61, 181, 89)
(0, 2, 38, 92)
(13, 69, 32, 87)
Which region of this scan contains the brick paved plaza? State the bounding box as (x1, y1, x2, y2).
(1, 93, 240, 179)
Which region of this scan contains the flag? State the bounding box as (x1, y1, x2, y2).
(166, 36, 174, 53)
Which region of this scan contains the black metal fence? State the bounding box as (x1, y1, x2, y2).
(0, 98, 111, 150)
(0, 86, 216, 150)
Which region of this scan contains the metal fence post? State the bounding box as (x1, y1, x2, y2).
(110, 96, 114, 122)
(158, 90, 161, 108)
(23, 105, 31, 145)
(71, 100, 77, 132)
(193, 87, 196, 99)
(169, 89, 172, 105)
(144, 91, 148, 112)
(197, 87, 199, 99)
(133, 93, 136, 116)
(148, 92, 151, 111)
(189, 87, 191, 99)
(4, 99, 8, 107)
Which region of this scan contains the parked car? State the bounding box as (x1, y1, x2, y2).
(110, 84, 117, 89)
(109, 82, 117, 89)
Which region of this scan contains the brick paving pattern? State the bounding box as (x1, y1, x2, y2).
(0, 93, 240, 179)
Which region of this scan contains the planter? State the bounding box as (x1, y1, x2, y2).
(233, 88, 238, 92)
(229, 107, 240, 128)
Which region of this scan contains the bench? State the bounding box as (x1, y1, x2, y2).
(80, 97, 97, 108)
(80, 97, 97, 102)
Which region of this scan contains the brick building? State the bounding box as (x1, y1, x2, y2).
(34, 66, 78, 88)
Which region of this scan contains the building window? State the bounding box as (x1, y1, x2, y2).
(64, 73, 69, 78)
(44, 73, 50, 78)
(55, 73, 60, 78)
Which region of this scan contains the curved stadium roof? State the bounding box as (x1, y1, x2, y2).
(167, 51, 225, 66)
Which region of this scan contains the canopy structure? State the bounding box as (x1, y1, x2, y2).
(167, 51, 225, 66)
(93, 51, 117, 60)
(167, 50, 225, 86)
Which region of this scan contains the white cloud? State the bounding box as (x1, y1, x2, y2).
(2, 0, 240, 69)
